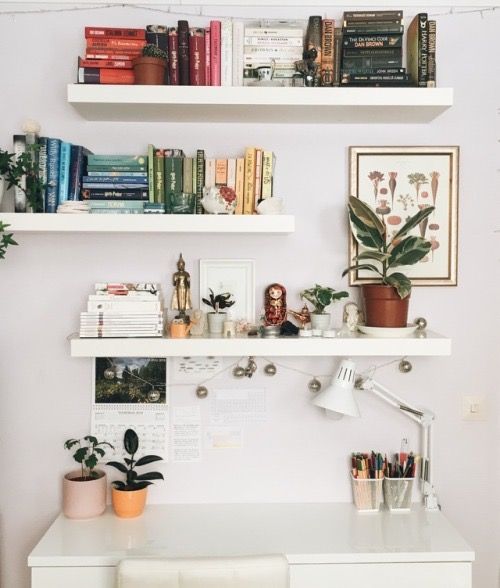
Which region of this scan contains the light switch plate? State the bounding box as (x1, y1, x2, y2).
(462, 395, 487, 422)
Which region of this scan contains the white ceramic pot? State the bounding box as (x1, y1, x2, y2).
(62, 469, 107, 519)
(256, 197, 284, 215)
(310, 313, 331, 331)
(207, 312, 227, 335)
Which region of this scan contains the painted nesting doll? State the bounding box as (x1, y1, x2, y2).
(264, 283, 287, 326)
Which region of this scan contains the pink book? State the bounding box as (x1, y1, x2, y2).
(210, 20, 221, 86)
(204, 29, 211, 86)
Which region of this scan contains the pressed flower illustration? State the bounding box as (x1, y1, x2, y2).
(368, 170, 384, 201)
(388, 171, 397, 208)
(397, 193, 414, 211)
(408, 172, 428, 200)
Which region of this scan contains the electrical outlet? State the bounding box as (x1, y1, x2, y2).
(462, 395, 487, 422)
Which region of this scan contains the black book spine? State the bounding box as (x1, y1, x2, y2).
(343, 24, 404, 35)
(427, 20, 436, 87)
(343, 10, 403, 21)
(195, 149, 205, 214)
(419, 13, 428, 87)
(82, 188, 149, 200)
(177, 20, 190, 86)
(342, 34, 403, 49)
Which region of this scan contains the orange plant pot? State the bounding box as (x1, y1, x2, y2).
(111, 487, 148, 518)
(133, 57, 166, 85)
(362, 284, 410, 328)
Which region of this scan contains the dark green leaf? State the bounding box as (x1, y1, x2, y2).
(348, 209, 385, 250)
(129, 481, 153, 490)
(355, 251, 391, 262)
(392, 206, 434, 241)
(94, 447, 105, 457)
(135, 472, 164, 481)
(388, 236, 431, 268)
(123, 429, 139, 455)
(348, 196, 386, 237)
(83, 435, 98, 444)
(342, 264, 383, 279)
(112, 481, 126, 489)
(73, 447, 88, 463)
(85, 454, 98, 470)
(135, 455, 164, 467)
(124, 457, 135, 466)
(385, 272, 412, 299)
(106, 461, 128, 473)
(64, 439, 79, 450)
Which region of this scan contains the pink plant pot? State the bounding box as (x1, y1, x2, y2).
(62, 470, 107, 519)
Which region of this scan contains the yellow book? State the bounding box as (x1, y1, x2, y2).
(254, 148, 263, 209)
(261, 151, 274, 199)
(243, 147, 256, 215)
(235, 158, 245, 214)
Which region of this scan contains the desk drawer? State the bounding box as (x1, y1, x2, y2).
(290, 562, 471, 588)
(31, 567, 115, 588)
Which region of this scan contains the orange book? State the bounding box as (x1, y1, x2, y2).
(235, 158, 245, 214)
(86, 37, 146, 50)
(78, 67, 135, 84)
(215, 159, 228, 186)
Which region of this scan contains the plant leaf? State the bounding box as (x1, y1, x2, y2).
(128, 481, 153, 490)
(106, 461, 128, 473)
(135, 472, 164, 481)
(384, 272, 412, 299)
(392, 206, 434, 241)
(355, 251, 391, 262)
(83, 435, 98, 444)
(73, 447, 88, 463)
(64, 439, 79, 450)
(112, 481, 126, 489)
(85, 454, 98, 470)
(348, 210, 385, 250)
(123, 428, 139, 455)
(94, 447, 105, 457)
(135, 455, 164, 467)
(388, 236, 431, 268)
(348, 196, 386, 237)
(342, 264, 383, 279)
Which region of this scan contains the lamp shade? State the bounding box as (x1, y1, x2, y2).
(312, 359, 360, 418)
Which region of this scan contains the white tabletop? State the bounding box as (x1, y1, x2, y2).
(28, 503, 474, 567)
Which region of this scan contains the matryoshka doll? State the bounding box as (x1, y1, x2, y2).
(264, 283, 287, 326)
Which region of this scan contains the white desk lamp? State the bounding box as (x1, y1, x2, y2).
(313, 359, 439, 511)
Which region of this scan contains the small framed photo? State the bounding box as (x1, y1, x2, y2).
(349, 146, 459, 286)
(199, 259, 255, 322)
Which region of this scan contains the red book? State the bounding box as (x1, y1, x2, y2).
(204, 29, 211, 86)
(168, 28, 179, 85)
(189, 28, 206, 86)
(85, 27, 146, 39)
(85, 51, 141, 60)
(86, 37, 146, 50)
(78, 56, 133, 69)
(78, 67, 134, 84)
(210, 21, 221, 86)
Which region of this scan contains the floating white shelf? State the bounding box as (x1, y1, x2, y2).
(0, 213, 295, 234)
(69, 331, 451, 358)
(67, 85, 453, 124)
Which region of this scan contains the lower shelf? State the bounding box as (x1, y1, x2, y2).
(69, 331, 451, 358)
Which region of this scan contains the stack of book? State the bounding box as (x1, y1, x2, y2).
(148, 145, 275, 215)
(340, 10, 410, 87)
(80, 283, 164, 338)
(82, 154, 155, 214)
(78, 26, 146, 84)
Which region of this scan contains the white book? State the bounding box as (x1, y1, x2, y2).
(80, 332, 163, 338)
(244, 27, 304, 37)
(205, 159, 216, 188)
(244, 46, 303, 57)
(87, 300, 163, 312)
(226, 158, 236, 189)
(221, 19, 233, 87)
(232, 20, 244, 86)
(244, 36, 304, 47)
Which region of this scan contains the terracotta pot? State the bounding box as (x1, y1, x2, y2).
(362, 284, 410, 328)
(62, 470, 107, 519)
(112, 487, 148, 518)
(133, 57, 166, 85)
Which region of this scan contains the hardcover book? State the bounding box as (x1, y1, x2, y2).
(168, 28, 179, 85)
(85, 27, 145, 39)
(38, 137, 48, 212)
(58, 142, 71, 204)
(235, 158, 245, 214)
(189, 28, 206, 86)
(46, 138, 61, 213)
(78, 67, 134, 84)
(342, 34, 403, 49)
(407, 13, 428, 86)
(195, 149, 205, 214)
(427, 20, 436, 87)
(243, 147, 256, 215)
(221, 19, 233, 86)
(86, 37, 146, 50)
(210, 20, 221, 86)
(321, 18, 335, 86)
(177, 20, 190, 85)
(68, 145, 91, 201)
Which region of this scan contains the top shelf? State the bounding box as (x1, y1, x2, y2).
(67, 85, 454, 124)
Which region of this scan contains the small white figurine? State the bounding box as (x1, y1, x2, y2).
(223, 320, 236, 338)
(343, 302, 364, 332)
(190, 309, 206, 336)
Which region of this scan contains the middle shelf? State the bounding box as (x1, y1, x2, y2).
(69, 331, 451, 358)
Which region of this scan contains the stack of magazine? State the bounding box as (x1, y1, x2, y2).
(79, 283, 164, 338)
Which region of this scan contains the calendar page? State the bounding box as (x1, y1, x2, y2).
(91, 357, 168, 460)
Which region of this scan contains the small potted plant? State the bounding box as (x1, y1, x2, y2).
(133, 44, 168, 85)
(0, 144, 44, 212)
(202, 288, 236, 335)
(300, 284, 349, 330)
(63, 436, 114, 519)
(107, 428, 164, 518)
(343, 196, 434, 327)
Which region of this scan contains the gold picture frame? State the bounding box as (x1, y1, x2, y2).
(349, 146, 459, 286)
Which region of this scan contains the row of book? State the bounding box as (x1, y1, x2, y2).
(76, 12, 437, 88)
(80, 282, 164, 338)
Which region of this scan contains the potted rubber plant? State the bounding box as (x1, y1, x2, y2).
(202, 288, 236, 335)
(133, 44, 168, 85)
(63, 436, 114, 519)
(343, 195, 434, 328)
(300, 284, 349, 330)
(107, 428, 164, 518)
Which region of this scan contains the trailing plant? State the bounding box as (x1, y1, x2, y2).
(300, 284, 348, 314)
(0, 145, 44, 212)
(64, 436, 114, 481)
(342, 196, 434, 299)
(0, 222, 17, 259)
(107, 428, 164, 491)
(202, 288, 236, 313)
(142, 44, 168, 60)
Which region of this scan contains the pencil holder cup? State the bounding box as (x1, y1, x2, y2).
(383, 477, 415, 512)
(350, 474, 383, 512)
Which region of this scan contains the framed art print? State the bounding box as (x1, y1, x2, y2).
(199, 259, 256, 322)
(349, 146, 459, 286)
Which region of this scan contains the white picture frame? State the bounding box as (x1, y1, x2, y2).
(199, 259, 255, 323)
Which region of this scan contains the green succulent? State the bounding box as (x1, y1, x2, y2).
(300, 284, 348, 314)
(342, 196, 434, 299)
(142, 44, 168, 60)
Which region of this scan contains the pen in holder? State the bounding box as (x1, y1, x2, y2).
(383, 477, 415, 512)
(350, 473, 383, 512)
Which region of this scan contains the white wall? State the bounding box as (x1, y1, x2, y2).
(0, 3, 499, 587)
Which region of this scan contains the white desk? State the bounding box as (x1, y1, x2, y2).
(28, 503, 474, 588)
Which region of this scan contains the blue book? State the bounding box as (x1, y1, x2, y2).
(46, 138, 61, 213)
(68, 145, 92, 201)
(58, 142, 71, 204)
(38, 137, 48, 212)
(82, 175, 148, 185)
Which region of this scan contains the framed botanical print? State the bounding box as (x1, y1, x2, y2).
(349, 146, 459, 286)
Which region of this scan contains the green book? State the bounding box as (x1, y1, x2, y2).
(154, 150, 165, 204)
(164, 156, 183, 213)
(87, 154, 147, 167)
(183, 157, 193, 194)
(147, 144, 155, 203)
